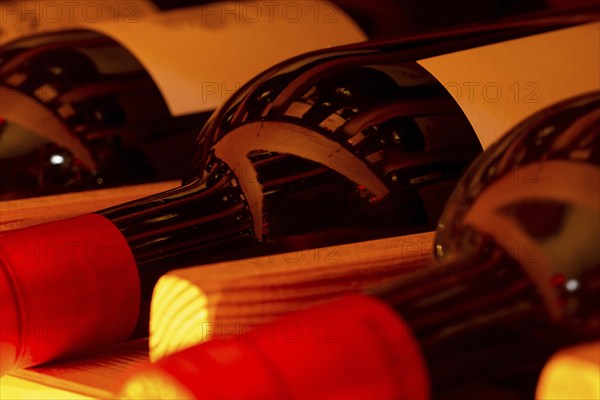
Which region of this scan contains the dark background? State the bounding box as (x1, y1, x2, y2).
(150, 0, 600, 39)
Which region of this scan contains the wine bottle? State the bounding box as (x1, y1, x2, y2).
(1, 9, 598, 375)
(117, 91, 600, 399)
(0, 30, 208, 200)
(0, 1, 366, 200)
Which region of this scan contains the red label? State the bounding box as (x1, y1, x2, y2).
(150, 294, 430, 399)
(0, 214, 139, 373)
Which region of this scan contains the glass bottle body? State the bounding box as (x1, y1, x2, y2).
(0, 30, 210, 200)
(379, 91, 600, 396)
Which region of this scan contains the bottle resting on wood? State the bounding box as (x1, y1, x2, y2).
(0, 0, 366, 200)
(118, 91, 600, 399)
(0, 8, 598, 375)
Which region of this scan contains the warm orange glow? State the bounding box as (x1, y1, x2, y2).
(537, 341, 600, 399)
(118, 369, 195, 399)
(150, 275, 209, 361)
(0, 376, 91, 399)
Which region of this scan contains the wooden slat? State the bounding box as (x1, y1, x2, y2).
(149, 231, 435, 360)
(2, 339, 148, 399)
(0, 180, 596, 399)
(0, 181, 178, 232)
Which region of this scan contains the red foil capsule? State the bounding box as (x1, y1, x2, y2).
(0, 214, 139, 374)
(118, 294, 429, 399)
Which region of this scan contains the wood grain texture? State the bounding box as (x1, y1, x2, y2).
(1, 339, 148, 399)
(0, 186, 597, 398)
(0, 181, 179, 232)
(149, 231, 435, 360)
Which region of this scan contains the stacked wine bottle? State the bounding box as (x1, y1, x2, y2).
(0, 30, 208, 200)
(0, 0, 367, 200)
(118, 91, 600, 399)
(0, 8, 598, 398)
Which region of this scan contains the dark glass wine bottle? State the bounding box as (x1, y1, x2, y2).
(0, 9, 597, 376)
(382, 90, 600, 398)
(117, 91, 600, 400)
(0, 1, 366, 200)
(0, 30, 209, 200)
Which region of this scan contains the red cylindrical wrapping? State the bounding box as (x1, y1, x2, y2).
(0, 214, 140, 375)
(120, 294, 430, 399)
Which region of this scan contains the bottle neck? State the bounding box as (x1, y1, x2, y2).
(376, 245, 559, 396)
(97, 156, 255, 336)
(101, 156, 252, 271)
